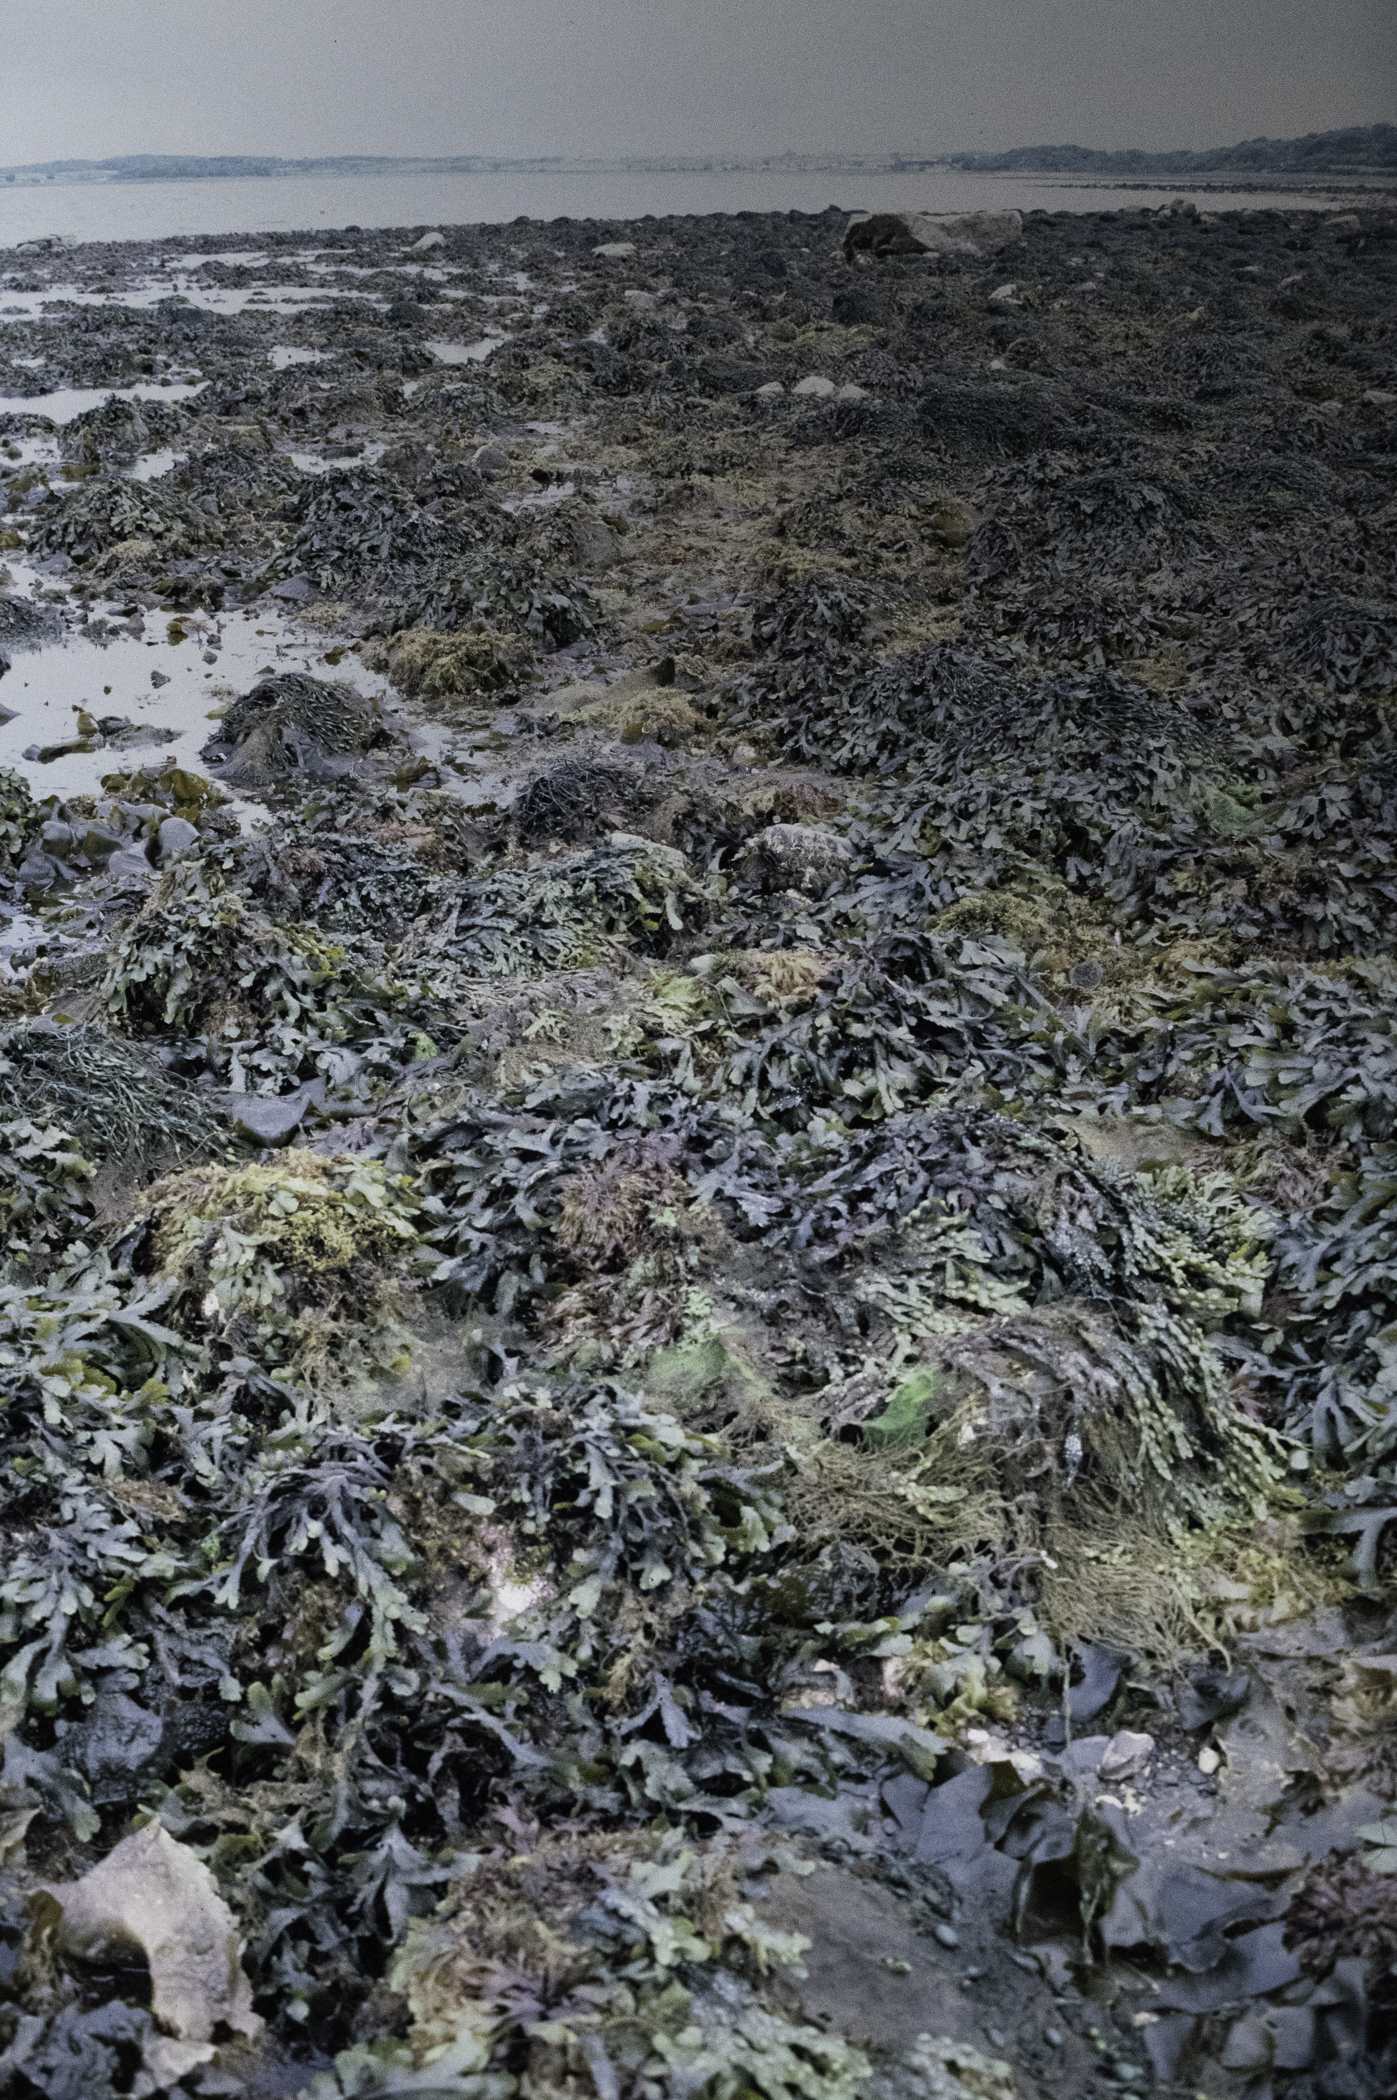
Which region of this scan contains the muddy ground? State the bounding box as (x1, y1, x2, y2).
(0, 198, 1395, 2100)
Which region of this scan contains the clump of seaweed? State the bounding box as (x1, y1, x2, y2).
(0, 1021, 229, 1159)
(26, 474, 222, 566)
(515, 760, 653, 843)
(1286, 1854, 1397, 1978)
(357, 1826, 865, 2100)
(403, 835, 700, 983)
(132, 1148, 425, 1376)
(363, 624, 531, 699)
(200, 671, 387, 785)
(0, 765, 38, 871)
(0, 1117, 96, 1277)
(100, 856, 399, 1038)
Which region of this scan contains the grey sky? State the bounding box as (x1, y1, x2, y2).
(5, 0, 1394, 165)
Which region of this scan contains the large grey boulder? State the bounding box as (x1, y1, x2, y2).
(844, 209, 1023, 262)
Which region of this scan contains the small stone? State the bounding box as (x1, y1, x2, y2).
(150, 669, 170, 687)
(157, 816, 199, 862)
(105, 843, 155, 883)
(1046, 2029, 1064, 2047)
(270, 574, 314, 603)
(472, 443, 511, 476)
(1100, 1729, 1154, 1780)
(226, 1078, 325, 1147)
(1364, 388, 1396, 405)
(592, 241, 636, 259)
(986, 2028, 1006, 2048)
(739, 821, 855, 892)
(1197, 1744, 1221, 1775)
(409, 230, 446, 252)
(835, 383, 867, 400)
(755, 381, 785, 396)
(988, 283, 1019, 301)
(929, 499, 977, 547)
(933, 1923, 959, 1948)
(883, 1957, 911, 1976)
(792, 374, 836, 397)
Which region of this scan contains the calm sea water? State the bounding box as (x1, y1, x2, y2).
(0, 166, 1367, 248)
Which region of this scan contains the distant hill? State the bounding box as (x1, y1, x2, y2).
(936, 124, 1397, 177)
(0, 125, 1393, 187)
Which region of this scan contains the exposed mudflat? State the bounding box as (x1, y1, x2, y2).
(0, 201, 1395, 2100)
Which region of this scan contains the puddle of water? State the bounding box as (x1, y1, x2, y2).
(173, 250, 271, 270)
(0, 907, 51, 981)
(427, 337, 506, 365)
(0, 434, 58, 470)
(268, 346, 333, 370)
(405, 717, 518, 810)
(288, 438, 388, 474)
(0, 561, 388, 824)
(0, 382, 208, 425)
(128, 447, 188, 483)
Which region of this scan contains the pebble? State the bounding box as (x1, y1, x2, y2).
(1045, 2028, 1063, 2047)
(932, 1923, 959, 1948)
(792, 373, 835, 397)
(1197, 1745, 1221, 1775)
(157, 815, 199, 861)
(105, 843, 154, 882)
(1100, 1729, 1154, 1780)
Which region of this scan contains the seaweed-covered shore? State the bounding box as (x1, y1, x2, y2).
(0, 197, 1395, 2100)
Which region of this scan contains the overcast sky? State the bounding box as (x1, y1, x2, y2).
(4, 0, 1393, 165)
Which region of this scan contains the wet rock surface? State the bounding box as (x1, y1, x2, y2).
(0, 200, 1395, 2099)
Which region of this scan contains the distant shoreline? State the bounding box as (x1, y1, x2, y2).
(3, 166, 1392, 198)
(2, 123, 1394, 191)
